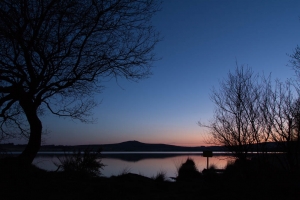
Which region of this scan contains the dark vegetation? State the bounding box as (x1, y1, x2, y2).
(199, 64, 300, 172)
(0, 0, 161, 166)
(1, 0, 300, 199)
(152, 170, 167, 182)
(54, 148, 105, 178)
(176, 158, 202, 182)
(1, 153, 300, 200)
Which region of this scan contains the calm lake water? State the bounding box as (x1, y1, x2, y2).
(33, 152, 234, 180)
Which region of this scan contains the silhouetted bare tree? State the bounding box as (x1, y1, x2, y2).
(0, 0, 161, 165)
(261, 80, 300, 170)
(199, 66, 265, 160)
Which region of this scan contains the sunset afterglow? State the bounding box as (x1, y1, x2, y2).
(7, 0, 300, 147)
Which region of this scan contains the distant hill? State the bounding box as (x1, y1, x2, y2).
(94, 140, 226, 152)
(2, 140, 284, 153)
(0, 140, 226, 152)
(92, 141, 287, 153)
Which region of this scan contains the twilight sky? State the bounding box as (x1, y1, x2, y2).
(12, 0, 300, 146)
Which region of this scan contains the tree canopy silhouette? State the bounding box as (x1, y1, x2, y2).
(199, 66, 265, 160)
(0, 0, 161, 165)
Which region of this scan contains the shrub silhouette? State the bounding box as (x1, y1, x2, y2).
(176, 158, 201, 181)
(224, 158, 262, 179)
(54, 148, 105, 178)
(202, 164, 218, 176)
(152, 170, 167, 182)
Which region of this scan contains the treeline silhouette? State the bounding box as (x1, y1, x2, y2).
(200, 65, 300, 172)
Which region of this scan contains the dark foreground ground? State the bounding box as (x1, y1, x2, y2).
(1, 163, 300, 200)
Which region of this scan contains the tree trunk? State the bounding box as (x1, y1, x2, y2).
(18, 97, 42, 166)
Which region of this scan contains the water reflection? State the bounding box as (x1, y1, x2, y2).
(33, 153, 234, 180)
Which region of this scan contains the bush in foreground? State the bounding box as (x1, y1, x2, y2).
(54, 148, 105, 177)
(176, 158, 201, 181)
(152, 170, 167, 182)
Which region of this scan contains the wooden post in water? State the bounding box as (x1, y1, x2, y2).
(207, 156, 209, 169)
(203, 150, 213, 169)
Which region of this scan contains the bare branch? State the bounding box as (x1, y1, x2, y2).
(0, 0, 161, 164)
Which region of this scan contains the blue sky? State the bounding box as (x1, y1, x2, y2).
(12, 0, 300, 146)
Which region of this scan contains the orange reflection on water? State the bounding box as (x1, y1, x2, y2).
(33, 153, 234, 181)
(101, 155, 234, 179)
